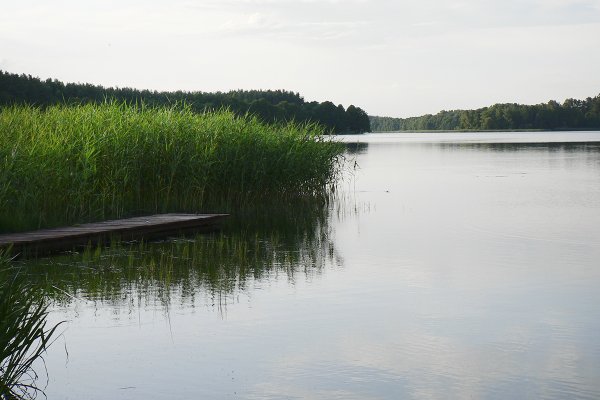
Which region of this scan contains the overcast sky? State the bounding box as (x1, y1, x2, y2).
(1, 0, 599, 117)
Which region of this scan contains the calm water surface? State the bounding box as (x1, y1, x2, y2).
(32, 132, 600, 399)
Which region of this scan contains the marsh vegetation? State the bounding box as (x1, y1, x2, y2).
(0, 102, 345, 233)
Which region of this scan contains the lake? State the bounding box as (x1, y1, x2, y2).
(32, 132, 600, 399)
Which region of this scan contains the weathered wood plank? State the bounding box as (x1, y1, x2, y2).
(0, 213, 228, 257)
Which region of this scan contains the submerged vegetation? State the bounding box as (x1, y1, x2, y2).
(0, 102, 345, 233)
(0, 252, 61, 399)
(370, 94, 600, 131)
(0, 70, 371, 134)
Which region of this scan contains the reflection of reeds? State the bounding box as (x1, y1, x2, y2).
(0, 102, 345, 233)
(24, 197, 341, 311)
(345, 141, 369, 155)
(0, 252, 61, 400)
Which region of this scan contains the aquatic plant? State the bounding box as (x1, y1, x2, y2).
(0, 252, 61, 399)
(0, 102, 345, 233)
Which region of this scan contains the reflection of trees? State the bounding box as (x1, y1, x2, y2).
(435, 142, 600, 153)
(21, 197, 341, 312)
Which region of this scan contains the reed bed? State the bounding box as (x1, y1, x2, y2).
(0, 102, 344, 233)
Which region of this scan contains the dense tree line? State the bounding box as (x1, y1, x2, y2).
(0, 70, 370, 134)
(370, 96, 600, 131)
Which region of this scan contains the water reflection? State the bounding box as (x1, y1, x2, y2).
(327, 136, 600, 400)
(433, 141, 600, 152)
(22, 197, 342, 313)
(345, 142, 369, 155)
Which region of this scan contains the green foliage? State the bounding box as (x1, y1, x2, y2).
(0, 70, 371, 134)
(0, 252, 61, 399)
(0, 102, 345, 233)
(370, 95, 600, 131)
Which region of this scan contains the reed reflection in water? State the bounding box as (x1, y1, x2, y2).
(23, 196, 342, 313)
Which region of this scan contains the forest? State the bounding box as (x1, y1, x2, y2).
(370, 95, 600, 131)
(0, 70, 371, 134)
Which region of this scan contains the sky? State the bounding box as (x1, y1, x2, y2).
(1, 0, 600, 117)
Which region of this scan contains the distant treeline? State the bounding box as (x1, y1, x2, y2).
(0, 70, 370, 134)
(370, 95, 600, 131)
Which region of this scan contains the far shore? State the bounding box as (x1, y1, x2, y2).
(367, 128, 600, 133)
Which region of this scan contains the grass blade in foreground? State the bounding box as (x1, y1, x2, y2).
(0, 251, 61, 399)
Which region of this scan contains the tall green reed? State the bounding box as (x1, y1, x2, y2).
(0, 251, 61, 399)
(0, 102, 345, 233)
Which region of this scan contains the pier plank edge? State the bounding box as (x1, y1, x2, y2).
(0, 213, 229, 258)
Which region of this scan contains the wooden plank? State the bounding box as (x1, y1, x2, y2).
(0, 213, 228, 258)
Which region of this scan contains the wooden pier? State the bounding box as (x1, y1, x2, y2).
(0, 213, 228, 257)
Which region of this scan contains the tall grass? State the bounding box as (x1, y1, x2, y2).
(0, 252, 61, 399)
(0, 102, 344, 233)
